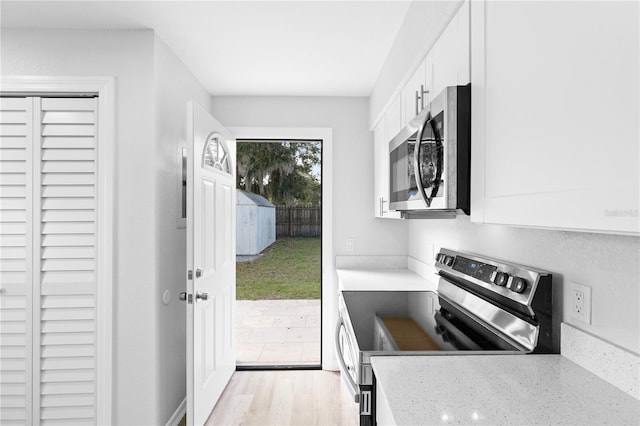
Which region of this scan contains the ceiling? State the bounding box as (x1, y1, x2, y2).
(0, 1, 413, 96)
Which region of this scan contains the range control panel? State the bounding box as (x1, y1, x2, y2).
(451, 256, 497, 284)
(435, 249, 549, 306)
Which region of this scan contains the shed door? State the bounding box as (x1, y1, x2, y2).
(0, 96, 100, 424)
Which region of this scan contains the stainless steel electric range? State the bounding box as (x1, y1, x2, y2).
(335, 248, 557, 426)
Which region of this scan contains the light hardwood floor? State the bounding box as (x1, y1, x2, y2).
(204, 370, 359, 425)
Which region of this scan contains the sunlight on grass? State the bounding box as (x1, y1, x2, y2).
(236, 237, 320, 300)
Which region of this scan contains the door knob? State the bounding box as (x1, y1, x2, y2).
(195, 268, 203, 278)
(196, 292, 209, 301)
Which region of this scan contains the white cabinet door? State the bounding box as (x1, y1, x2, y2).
(432, 12, 459, 97)
(373, 122, 387, 219)
(432, 1, 470, 96)
(373, 99, 402, 219)
(376, 381, 396, 426)
(400, 54, 433, 128)
(401, 58, 430, 127)
(471, 1, 639, 234)
(457, 0, 470, 85)
(385, 95, 402, 142)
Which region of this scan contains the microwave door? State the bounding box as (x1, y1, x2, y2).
(390, 138, 420, 207)
(414, 112, 444, 207)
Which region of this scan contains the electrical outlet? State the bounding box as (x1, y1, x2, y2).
(345, 238, 355, 252)
(570, 282, 592, 324)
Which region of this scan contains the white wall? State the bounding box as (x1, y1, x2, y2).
(408, 218, 640, 354)
(236, 202, 276, 255)
(153, 35, 214, 425)
(1, 29, 213, 425)
(1, 28, 160, 424)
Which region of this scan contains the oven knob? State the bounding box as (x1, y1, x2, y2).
(510, 277, 527, 293)
(437, 254, 444, 263)
(445, 256, 454, 266)
(492, 272, 509, 286)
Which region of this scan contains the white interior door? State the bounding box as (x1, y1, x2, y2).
(186, 102, 236, 425)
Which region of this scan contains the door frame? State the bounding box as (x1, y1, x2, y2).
(1, 76, 115, 425)
(228, 126, 336, 370)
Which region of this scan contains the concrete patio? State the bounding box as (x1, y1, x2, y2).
(236, 299, 321, 365)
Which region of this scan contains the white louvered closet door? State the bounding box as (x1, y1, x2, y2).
(0, 97, 34, 425)
(1, 97, 99, 425)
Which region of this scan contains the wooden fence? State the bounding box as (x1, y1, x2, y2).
(276, 205, 321, 238)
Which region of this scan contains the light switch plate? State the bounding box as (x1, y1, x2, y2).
(570, 282, 592, 324)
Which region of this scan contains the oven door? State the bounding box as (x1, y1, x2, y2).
(335, 315, 359, 402)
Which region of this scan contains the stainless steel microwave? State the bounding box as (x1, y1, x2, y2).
(389, 84, 470, 218)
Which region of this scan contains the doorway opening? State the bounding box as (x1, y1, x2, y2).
(235, 139, 322, 368)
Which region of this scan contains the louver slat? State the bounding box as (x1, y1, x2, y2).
(38, 97, 97, 425)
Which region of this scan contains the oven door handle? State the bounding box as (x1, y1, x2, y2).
(335, 318, 360, 403)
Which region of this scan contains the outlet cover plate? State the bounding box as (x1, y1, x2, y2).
(345, 238, 355, 252)
(570, 282, 592, 324)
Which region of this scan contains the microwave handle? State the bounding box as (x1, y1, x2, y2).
(414, 111, 443, 208)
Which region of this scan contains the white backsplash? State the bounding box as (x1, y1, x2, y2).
(561, 322, 640, 400)
(335, 255, 407, 269)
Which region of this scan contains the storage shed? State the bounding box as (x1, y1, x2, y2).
(236, 189, 276, 255)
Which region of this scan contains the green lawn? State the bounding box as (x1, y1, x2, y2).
(236, 237, 321, 300)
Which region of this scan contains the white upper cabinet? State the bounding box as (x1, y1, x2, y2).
(400, 0, 469, 129)
(456, 0, 470, 86)
(372, 0, 471, 219)
(385, 94, 403, 143)
(374, 95, 403, 219)
(471, 1, 639, 234)
(400, 54, 433, 128)
(432, 0, 470, 97)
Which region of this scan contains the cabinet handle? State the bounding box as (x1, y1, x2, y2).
(420, 84, 429, 111)
(416, 86, 430, 116)
(379, 197, 384, 216)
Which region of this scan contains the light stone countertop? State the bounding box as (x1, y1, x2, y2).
(336, 268, 438, 292)
(370, 355, 640, 425)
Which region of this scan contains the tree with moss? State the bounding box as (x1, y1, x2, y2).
(236, 141, 321, 205)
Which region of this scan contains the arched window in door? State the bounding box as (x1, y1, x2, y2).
(202, 132, 231, 174)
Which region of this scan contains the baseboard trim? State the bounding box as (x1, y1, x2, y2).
(166, 397, 186, 426)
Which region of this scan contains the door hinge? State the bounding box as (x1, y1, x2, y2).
(187, 269, 193, 280)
